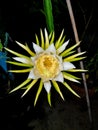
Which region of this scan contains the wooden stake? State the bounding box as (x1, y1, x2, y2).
(66, 0, 92, 124)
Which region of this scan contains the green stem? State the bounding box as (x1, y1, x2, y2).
(43, 0, 54, 33)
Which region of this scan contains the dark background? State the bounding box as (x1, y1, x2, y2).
(0, 0, 98, 130)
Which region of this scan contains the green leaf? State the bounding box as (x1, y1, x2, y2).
(0, 40, 3, 51)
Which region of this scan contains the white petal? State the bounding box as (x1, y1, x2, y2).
(63, 62, 76, 70)
(44, 28, 49, 47)
(44, 81, 51, 93)
(46, 43, 56, 53)
(57, 55, 63, 63)
(32, 42, 44, 54)
(57, 40, 69, 54)
(31, 56, 36, 63)
(28, 69, 38, 79)
(13, 57, 30, 64)
(54, 72, 64, 83)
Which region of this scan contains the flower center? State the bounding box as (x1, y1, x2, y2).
(34, 53, 60, 81)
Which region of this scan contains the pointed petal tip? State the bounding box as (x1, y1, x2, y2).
(46, 43, 56, 53)
(63, 62, 76, 70)
(44, 81, 51, 93)
(54, 72, 64, 83)
(32, 42, 43, 53)
(15, 40, 19, 43)
(57, 39, 70, 54)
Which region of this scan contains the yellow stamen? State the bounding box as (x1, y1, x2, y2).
(34, 53, 60, 81)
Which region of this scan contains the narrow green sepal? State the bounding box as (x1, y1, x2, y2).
(55, 29, 64, 49)
(8, 68, 32, 73)
(63, 72, 81, 83)
(16, 41, 35, 56)
(67, 69, 88, 72)
(6, 61, 33, 67)
(9, 79, 31, 93)
(34, 80, 43, 106)
(64, 57, 86, 62)
(61, 42, 81, 57)
(63, 51, 86, 62)
(4, 47, 28, 58)
(63, 82, 80, 98)
(35, 34, 40, 45)
(52, 81, 64, 100)
(47, 92, 52, 106)
(21, 79, 37, 97)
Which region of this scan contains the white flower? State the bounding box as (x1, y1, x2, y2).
(5, 28, 86, 106)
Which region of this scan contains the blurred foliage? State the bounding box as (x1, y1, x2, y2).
(0, 39, 3, 51)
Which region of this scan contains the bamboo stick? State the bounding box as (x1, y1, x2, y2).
(66, 0, 92, 124)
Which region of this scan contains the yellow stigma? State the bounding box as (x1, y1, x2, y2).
(34, 53, 60, 81)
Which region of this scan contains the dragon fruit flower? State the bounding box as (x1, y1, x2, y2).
(5, 28, 86, 106)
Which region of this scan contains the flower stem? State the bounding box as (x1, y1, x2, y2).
(43, 0, 54, 33)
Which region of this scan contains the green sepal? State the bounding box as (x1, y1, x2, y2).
(63, 72, 81, 83)
(49, 31, 55, 45)
(16, 41, 35, 56)
(40, 29, 45, 49)
(4, 47, 29, 58)
(63, 51, 86, 62)
(9, 78, 32, 93)
(21, 79, 37, 97)
(64, 57, 86, 62)
(6, 61, 33, 67)
(34, 80, 43, 106)
(55, 29, 64, 49)
(62, 50, 76, 57)
(52, 81, 64, 100)
(8, 68, 32, 73)
(61, 42, 80, 57)
(35, 34, 40, 45)
(63, 82, 80, 98)
(67, 69, 88, 72)
(47, 92, 51, 106)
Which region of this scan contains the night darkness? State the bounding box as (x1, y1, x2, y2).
(0, 0, 98, 130)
